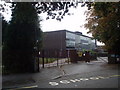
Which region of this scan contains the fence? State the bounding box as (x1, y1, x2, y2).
(39, 49, 70, 68)
(38, 49, 102, 68)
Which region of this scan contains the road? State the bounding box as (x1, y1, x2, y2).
(2, 57, 120, 89)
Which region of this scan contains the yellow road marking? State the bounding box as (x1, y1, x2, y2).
(97, 75, 120, 79)
(8, 85, 38, 90)
(111, 75, 120, 77)
(109, 75, 120, 78)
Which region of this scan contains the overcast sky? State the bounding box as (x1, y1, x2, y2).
(39, 4, 91, 36)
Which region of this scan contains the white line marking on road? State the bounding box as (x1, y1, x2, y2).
(80, 78, 89, 81)
(97, 76, 106, 79)
(74, 79, 81, 82)
(49, 75, 120, 86)
(70, 79, 77, 82)
(49, 82, 59, 86)
(60, 80, 70, 84)
(90, 77, 100, 80)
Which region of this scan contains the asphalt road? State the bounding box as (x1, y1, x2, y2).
(2, 57, 120, 89)
(4, 70, 119, 89)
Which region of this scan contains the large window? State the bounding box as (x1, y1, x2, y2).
(66, 31, 75, 48)
(65, 31, 96, 50)
(66, 40, 75, 48)
(66, 31, 75, 40)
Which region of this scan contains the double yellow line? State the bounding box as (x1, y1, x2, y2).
(109, 75, 120, 77)
(5, 85, 38, 90)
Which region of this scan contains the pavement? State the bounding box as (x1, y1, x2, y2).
(1, 57, 120, 89)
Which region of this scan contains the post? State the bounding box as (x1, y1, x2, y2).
(68, 50, 70, 64)
(42, 50, 44, 68)
(37, 51, 41, 72)
(55, 50, 59, 66)
(57, 58, 58, 66)
(37, 53, 39, 72)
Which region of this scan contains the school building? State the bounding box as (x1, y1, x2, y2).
(42, 30, 97, 58)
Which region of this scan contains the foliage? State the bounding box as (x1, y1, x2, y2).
(0, 2, 92, 21)
(2, 2, 42, 73)
(2, 17, 8, 45)
(85, 2, 120, 55)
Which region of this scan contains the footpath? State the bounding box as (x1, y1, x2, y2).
(1, 57, 120, 89)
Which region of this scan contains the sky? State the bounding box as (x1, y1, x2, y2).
(39, 4, 91, 36)
(1, 2, 104, 45)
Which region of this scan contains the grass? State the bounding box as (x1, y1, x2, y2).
(39, 58, 58, 64)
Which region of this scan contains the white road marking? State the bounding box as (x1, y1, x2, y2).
(70, 79, 77, 82)
(49, 82, 59, 86)
(74, 79, 81, 82)
(60, 80, 70, 84)
(80, 78, 89, 81)
(97, 76, 106, 79)
(49, 75, 120, 86)
(90, 77, 100, 80)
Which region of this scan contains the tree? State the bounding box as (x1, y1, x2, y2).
(3, 2, 42, 73)
(2, 17, 8, 45)
(85, 2, 120, 63)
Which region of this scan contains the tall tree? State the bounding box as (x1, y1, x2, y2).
(3, 2, 42, 73)
(2, 17, 8, 45)
(85, 2, 120, 62)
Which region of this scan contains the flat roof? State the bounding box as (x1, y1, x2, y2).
(44, 29, 94, 39)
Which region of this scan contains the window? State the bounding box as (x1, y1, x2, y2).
(66, 40, 75, 48)
(66, 32, 75, 40)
